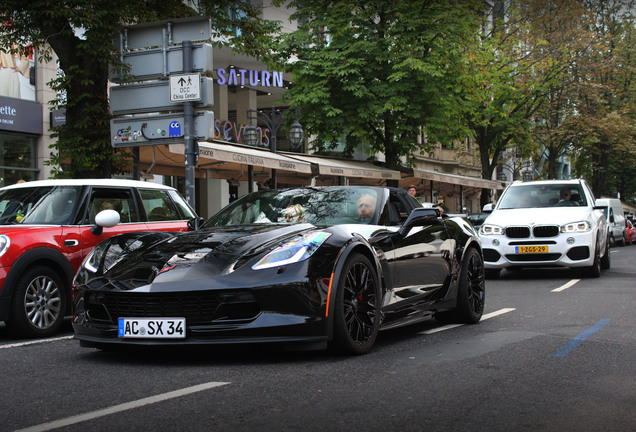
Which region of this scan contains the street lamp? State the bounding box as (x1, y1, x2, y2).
(243, 106, 305, 189)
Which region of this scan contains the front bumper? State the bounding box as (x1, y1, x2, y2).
(481, 231, 597, 269)
(72, 278, 331, 349)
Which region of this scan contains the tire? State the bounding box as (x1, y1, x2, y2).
(6, 266, 67, 338)
(584, 240, 601, 278)
(600, 235, 611, 270)
(332, 253, 381, 355)
(450, 248, 486, 324)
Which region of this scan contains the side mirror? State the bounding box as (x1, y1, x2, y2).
(187, 216, 205, 231)
(397, 207, 439, 237)
(90, 209, 120, 235)
(482, 203, 493, 212)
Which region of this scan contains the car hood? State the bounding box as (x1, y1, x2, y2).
(484, 207, 594, 227)
(99, 223, 320, 291)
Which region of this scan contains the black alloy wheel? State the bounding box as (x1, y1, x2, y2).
(438, 247, 485, 324)
(332, 253, 380, 355)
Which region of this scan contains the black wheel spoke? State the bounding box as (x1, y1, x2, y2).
(466, 254, 485, 314)
(342, 262, 378, 345)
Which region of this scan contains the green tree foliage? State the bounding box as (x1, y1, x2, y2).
(567, 0, 636, 198)
(0, 0, 278, 178)
(271, 0, 479, 174)
(525, 0, 596, 180)
(460, 1, 583, 207)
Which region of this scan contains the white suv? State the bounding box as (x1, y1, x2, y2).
(479, 179, 610, 278)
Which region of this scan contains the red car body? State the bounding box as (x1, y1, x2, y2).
(625, 219, 636, 245)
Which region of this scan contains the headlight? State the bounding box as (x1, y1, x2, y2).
(561, 221, 591, 233)
(0, 235, 10, 257)
(480, 224, 504, 236)
(252, 231, 332, 270)
(81, 241, 109, 273)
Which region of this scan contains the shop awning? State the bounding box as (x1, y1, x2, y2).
(284, 153, 402, 180)
(170, 141, 313, 174)
(412, 168, 506, 190)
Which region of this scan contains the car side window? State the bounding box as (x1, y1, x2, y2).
(88, 188, 139, 224)
(139, 189, 181, 221)
(167, 189, 196, 219)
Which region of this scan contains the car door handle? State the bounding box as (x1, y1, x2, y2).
(64, 239, 79, 247)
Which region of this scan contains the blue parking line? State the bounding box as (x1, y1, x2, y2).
(552, 319, 610, 358)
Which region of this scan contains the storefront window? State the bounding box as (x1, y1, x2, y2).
(0, 132, 37, 186)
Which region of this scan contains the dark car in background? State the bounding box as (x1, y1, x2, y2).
(73, 186, 486, 355)
(0, 179, 196, 338)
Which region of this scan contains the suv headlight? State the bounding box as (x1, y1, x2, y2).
(252, 231, 332, 270)
(0, 235, 10, 257)
(480, 224, 504, 236)
(561, 221, 591, 233)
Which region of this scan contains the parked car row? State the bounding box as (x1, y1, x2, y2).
(1, 176, 628, 353)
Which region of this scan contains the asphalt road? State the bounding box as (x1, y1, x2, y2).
(1, 245, 634, 432)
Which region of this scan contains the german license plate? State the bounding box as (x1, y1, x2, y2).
(118, 317, 186, 339)
(515, 245, 549, 254)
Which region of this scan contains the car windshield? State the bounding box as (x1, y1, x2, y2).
(0, 186, 81, 225)
(467, 213, 489, 227)
(204, 187, 381, 227)
(497, 184, 587, 209)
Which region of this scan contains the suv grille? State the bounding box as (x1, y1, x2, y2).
(506, 226, 530, 238)
(533, 225, 559, 238)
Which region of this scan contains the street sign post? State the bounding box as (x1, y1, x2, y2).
(110, 111, 214, 147)
(169, 73, 201, 102)
(109, 43, 213, 83)
(110, 77, 212, 115)
(109, 17, 214, 208)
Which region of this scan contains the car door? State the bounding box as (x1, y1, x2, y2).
(76, 186, 151, 264)
(137, 188, 193, 232)
(380, 190, 453, 310)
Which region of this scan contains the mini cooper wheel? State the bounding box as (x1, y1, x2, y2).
(7, 266, 66, 338)
(332, 253, 380, 355)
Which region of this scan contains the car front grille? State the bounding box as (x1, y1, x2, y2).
(533, 225, 559, 237)
(505, 225, 560, 239)
(85, 291, 260, 325)
(506, 226, 530, 238)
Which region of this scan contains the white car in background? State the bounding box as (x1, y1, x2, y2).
(479, 179, 610, 278)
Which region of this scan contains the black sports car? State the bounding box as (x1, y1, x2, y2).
(73, 186, 485, 354)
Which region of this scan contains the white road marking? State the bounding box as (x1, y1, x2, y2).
(13, 381, 230, 432)
(419, 308, 516, 334)
(0, 335, 73, 349)
(481, 308, 516, 320)
(551, 279, 580, 292)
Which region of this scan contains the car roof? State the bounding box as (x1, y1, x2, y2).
(1, 179, 176, 191)
(507, 179, 582, 187)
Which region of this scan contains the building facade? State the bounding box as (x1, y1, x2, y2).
(1, 5, 505, 219)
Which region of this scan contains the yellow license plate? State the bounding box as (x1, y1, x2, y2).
(515, 245, 549, 253)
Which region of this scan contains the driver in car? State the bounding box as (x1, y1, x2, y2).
(357, 194, 376, 223)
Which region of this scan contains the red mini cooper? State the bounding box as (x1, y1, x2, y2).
(0, 179, 197, 338)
